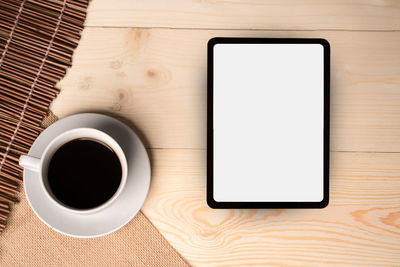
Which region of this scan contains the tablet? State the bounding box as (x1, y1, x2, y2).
(207, 38, 330, 209)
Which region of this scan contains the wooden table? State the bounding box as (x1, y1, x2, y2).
(51, 1, 400, 265)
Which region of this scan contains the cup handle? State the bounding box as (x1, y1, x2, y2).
(19, 155, 41, 173)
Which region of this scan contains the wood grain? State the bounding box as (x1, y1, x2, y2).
(141, 150, 400, 266)
(1, 149, 399, 266)
(53, 29, 400, 152)
(4, 1, 397, 266)
(83, 0, 400, 30)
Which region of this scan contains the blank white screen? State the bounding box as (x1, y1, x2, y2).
(213, 43, 324, 202)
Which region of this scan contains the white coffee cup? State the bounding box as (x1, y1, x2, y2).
(19, 128, 128, 214)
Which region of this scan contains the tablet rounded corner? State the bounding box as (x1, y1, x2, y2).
(317, 38, 330, 51)
(208, 37, 222, 49)
(318, 195, 329, 209)
(207, 195, 220, 209)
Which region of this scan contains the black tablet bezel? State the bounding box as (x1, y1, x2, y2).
(207, 37, 330, 209)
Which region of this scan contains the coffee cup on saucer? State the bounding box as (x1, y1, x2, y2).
(19, 113, 150, 238)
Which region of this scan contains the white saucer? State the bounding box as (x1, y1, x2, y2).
(23, 113, 151, 238)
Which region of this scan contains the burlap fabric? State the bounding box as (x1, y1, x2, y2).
(0, 112, 190, 267)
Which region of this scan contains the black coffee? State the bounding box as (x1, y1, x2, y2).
(47, 138, 122, 210)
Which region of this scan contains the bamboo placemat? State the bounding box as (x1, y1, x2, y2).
(0, 0, 88, 231)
